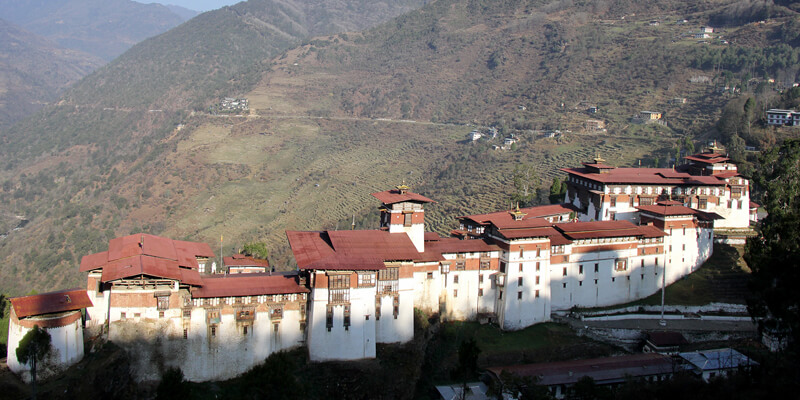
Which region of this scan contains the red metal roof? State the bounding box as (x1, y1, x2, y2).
(555, 220, 665, 240)
(460, 204, 578, 227)
(561, 167, 725, 186)
(80, 251, 109, 272)
(487, 353, 674, 387)
(223, 254, 270, 268)
(684, 153, 730, 164)
(426, 238, 501, 254)
(192, 273, 308, 298)
(79, 233, 213, 285)
(9, 289, 92, 319)
(637, 204, 701, 216)
(100, 255, 203, 286)
(371, 189, 435, 205)
(496, 226, 570, 243)
(286, 230, 420, 270)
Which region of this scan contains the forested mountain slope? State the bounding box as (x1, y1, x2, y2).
(0, 0, 798, 296)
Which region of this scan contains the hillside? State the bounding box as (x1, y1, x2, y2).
(0, 19, 103, 128)
(0, 0, 799, 296)
(0, 0, 193, 61)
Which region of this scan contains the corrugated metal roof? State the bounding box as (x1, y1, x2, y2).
(460, 204, 578, 227)
(561, 167, 724, 186)
(9, 289, 92, 319)
(426, 238, 501, 254)
(679, 348, 757, 371)
(555, 220, 665, 240)
(371, 189, 435, 205)
(79, 234, 214, 286)
(223, 254, 270, 268)
(488, 353, 676, 387)
(287, 229, 424, 270)
(192, 273, 308, 298)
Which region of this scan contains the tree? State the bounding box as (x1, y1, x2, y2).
(744, 97, 756, 138)
(241, 241, 269, 260)
(745, 139, 800, 348)
(498, 371, 554, 400)
(549, 178, 566, 204)
(566, 376, 612, 400)
(156, 367, 190, 399)
(16, 325, 51, 399)
(512, 164, 539, 206)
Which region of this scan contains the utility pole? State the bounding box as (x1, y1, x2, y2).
(659, 259, 667, 326)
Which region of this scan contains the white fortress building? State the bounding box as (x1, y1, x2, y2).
(7, 151, 746, 381)
(562, 150, 750, 229)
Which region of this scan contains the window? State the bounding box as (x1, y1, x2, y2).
(536, 248, 541, 257)
(519, 264, 523, 272)
(536, 262, 540, 272)
(517, 292, 522, 300)
(579, 265, 583, 274)
(612, 277, 616, 282)
(159, 311, 165, 318)
(273, 323, 279, 333)
(120, 312, 126, 320)
(519, 247, 524, 258)
(641, 274, 644, 280)
(455, 259, 466, 271)
(393, 296, 399, 319)
(535, 290, 540, 298)
(629, 196, 635, 207)
(357, 272, 376, 287)
(535, 276, 540, 285)
(499, 261, 506, 273)
(563, 267, 567, 277)
(183, 328, 188, 339)
(615, 259, 627, 271)
(480, 259, 490, 269)
(594, 263, 599, 273)
(183, 309, 191, 318)
(375, 298, 381, 320)
(441, 262, 451, 274)
(579, 281, 583, 286)
(329, 274, 350, 289)
(641, 259, 645, 268)
(403, 212, 412, 227)
(610, 196, 617, 207)
(454, 289, 458, 298)
(594, 279, 598, 285)
(343, 305, 351, 330)
(379, 267, 399, 281)
(699, 198, 707, 209)
(498, 290, 503, 300)
(562, 283, 567, 288)
(518, 277, 523, 286)
(479, 274, 484, 283)
(454, 275, 459, 284)
(609, 211, 616, 220)
(157, 295, 169, 311)
(243, 326, 248, 335)
(210, 326, 216, 337)
(478, 288, 484, 297)
(326, 306, 334, 331)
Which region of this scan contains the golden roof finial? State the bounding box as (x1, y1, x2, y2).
(396, 179, 410, 194)
(593, 154, 606, 164)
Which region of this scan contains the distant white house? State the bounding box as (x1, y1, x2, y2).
(700, 26, 714, 33)
(468, 130, 482, 141)
(766, 109, 800, 126)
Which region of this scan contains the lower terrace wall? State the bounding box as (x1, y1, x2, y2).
(108, 308, 304, 382)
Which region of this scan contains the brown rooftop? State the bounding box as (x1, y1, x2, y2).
(9, 289, 93, 319)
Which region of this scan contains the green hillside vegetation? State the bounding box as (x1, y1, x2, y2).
(1, 0, 799, 295)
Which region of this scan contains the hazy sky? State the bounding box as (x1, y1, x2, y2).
(137, 0, 241, 12)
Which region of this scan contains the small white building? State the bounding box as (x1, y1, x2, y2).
(679, 348, 757, 381)
(6, 289, 92, 383)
